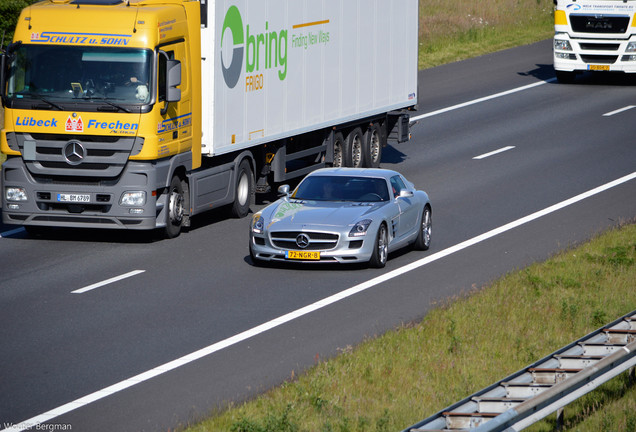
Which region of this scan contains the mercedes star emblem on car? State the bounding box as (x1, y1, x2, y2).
(296, 233, 310, 249)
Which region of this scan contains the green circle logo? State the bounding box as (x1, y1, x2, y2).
(221, 6, 244, 89)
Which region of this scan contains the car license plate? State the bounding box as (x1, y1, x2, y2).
(286, 250, 320, 260)
(57, 193, 90, 203)
(588, 65, 610, 71)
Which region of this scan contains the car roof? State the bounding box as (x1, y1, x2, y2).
(306, 167, 400, 180)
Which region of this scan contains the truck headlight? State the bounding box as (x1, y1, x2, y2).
(120, 191, 146, 206)
(626, 42, 636, 53)
(554, 39, 572, 51)
(349, 219, 372, 237)
(5, 187, 28, 202)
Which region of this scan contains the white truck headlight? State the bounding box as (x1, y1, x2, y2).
(626, 42, 636, 53)
(5, 187, 28, 202)
(120, 191, 146, 206)
(554, 39, 572, 51)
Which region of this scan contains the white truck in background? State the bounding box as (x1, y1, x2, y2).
(554, 0, 636, 82)
(1, 0, 418, 238)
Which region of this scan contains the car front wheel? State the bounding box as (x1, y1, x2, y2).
(414, 205, 432, 250)
(369, 223, 388, 268)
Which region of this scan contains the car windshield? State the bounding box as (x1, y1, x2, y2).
(292, 176, 390, 202)
(6, 44, 152, 106)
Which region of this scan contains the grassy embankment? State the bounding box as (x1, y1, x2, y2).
(183, 3, 636, 431)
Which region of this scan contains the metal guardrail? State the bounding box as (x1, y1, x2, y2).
(403, 310, 636, 432)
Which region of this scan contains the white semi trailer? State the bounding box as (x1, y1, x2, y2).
(1, 0, 419, 237)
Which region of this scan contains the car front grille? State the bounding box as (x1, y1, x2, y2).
(270, 231, 339, 251)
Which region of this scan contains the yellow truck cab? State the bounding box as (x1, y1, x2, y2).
(1, 0, 418, 238)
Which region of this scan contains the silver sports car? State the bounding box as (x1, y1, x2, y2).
(249, 168, 432, 267)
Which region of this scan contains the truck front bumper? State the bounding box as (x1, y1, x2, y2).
(554, 33, 636, 73)
(2, 157, 161, 230)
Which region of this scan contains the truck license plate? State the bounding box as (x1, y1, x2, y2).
(286, 250, 320, 260)
(588, 65, 610, 71)
(57, 193, 90, 203)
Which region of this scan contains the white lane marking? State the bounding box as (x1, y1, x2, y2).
(410, 78, 556, 122)
(0, 227, 26, 238)
(71, 270, 146, 294)
(473, 146, 516, 160)
(3, 171, 635, 432)
(603, 105, 636, 117)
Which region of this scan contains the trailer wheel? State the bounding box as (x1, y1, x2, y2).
(363, 123, 383, 168)
(231, 159, 254, 218)
(332, 132, 345, 167)
(164, 175, 185, 238)
(344, 127, 364, 168)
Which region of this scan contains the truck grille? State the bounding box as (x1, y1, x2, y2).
(578, 43, 620, 51)
(570, 15, 630, 34)
(15, 133, 141, 178)
(270, 231, 339, 251)
(581, 55, 618, 64)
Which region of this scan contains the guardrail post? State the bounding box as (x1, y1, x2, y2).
(556, 407, 564, 430)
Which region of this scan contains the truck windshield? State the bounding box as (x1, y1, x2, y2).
(6, 44, 152, 107)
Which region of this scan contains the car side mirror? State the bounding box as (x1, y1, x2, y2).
(398, 190, 414, 199)
(278, 185, 290, 196)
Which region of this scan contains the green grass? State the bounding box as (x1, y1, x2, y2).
(417, 0, 554, 69)
(185, 223, 636, 432)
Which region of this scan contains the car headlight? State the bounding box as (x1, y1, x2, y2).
(349, 219, 372, 237)
(554, 39, 572, 51)
(5, 187, 28, 202)
(251, 213, 264, 234)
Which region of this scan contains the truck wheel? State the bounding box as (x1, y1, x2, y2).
(165, 175, 185, 238)
(363, 123, 383, 168)
(344, 127, 364, 168)
(231, 159, 254, 218)
(332, 132, 345, 167)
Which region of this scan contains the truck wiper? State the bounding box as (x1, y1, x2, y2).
(32, 97, 64, 111)
(89, 98, 132, 113)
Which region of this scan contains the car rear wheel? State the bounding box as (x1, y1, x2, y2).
(414, 205, 432, 250)
(369, 223, 388, 268)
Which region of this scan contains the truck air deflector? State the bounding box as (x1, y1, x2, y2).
(70, 0, 124, 5)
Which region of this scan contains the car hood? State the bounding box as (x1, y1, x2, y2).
(266, 199, 384, 228)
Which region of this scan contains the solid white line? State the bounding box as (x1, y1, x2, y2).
(0, 227, 25, 238)
(473, 146, 516, 160)
(70, 270, 146, 294)
(603, 105, 636, 117)
(410, 78, 556, 122)
(3, 170, 635, 432)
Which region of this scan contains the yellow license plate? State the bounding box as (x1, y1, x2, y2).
(588, 65, 610, 71)
(286, 250, 321, 260)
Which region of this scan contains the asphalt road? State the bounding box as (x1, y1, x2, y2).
(1, 38, 635, 431)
